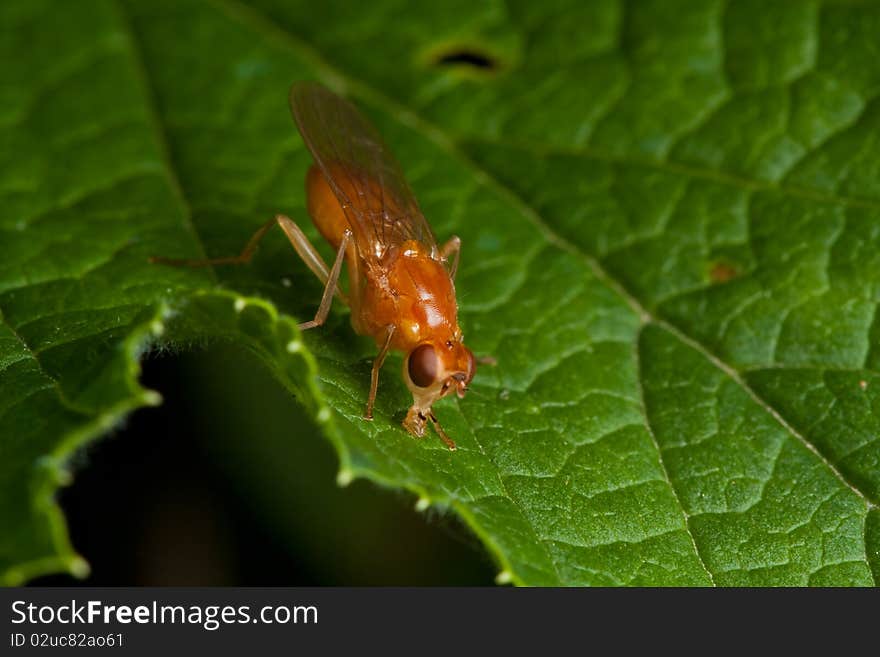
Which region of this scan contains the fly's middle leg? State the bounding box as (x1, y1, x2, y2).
(364, 324, 395, 421)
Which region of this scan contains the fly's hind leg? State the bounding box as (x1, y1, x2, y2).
(151, 214, 340, 292)
(296, 229, 351, 330)
(364, 325, 395, 421)
(149, 218, 280, 267)
(150, 214, 349, 326)
(275, 215, 346, 304)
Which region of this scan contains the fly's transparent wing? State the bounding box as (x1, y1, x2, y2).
(289, 82, 438, 263)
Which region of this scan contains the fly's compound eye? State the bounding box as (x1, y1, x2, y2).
(408, 344, 439, 388)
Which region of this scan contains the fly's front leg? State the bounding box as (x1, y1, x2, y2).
(440, 235, 461, 280)
(439, 235, 492, 366)
(364, 324, 395, 421)
(428, 411, 456, 451)
(297, 229, 351, 330)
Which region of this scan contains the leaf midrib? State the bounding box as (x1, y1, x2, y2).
(633, 324, 717, 586)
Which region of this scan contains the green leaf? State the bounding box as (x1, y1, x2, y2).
(2, 0, 878, 585)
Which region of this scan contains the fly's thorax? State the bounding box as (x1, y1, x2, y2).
(389, 242, 459, 346)
(354, 241, 460, 350)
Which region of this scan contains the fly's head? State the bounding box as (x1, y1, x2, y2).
(401, 334, 476, 447)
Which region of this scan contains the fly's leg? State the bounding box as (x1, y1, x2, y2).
(440, 235, 461, 280)
(403, 407, 456, 450)
(297, 229, 351, 330)
(151, 214, 350, 325)
(363, 324, 396, 421)
(149, 217, 279, 267)
(275, 215, 348, 304)
(150, 214, 348, 304)
(428, 411, 456, 451)
(439, 235, 491, 365)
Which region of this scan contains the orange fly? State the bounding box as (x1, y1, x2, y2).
(152, 82, 476, 450)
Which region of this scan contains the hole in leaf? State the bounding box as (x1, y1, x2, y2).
(433, 48, 499, 71)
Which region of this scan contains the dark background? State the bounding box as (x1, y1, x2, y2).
(33, 346, 496, 586)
